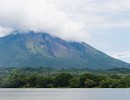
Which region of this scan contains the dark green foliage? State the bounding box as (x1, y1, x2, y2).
(26, 74, 38, 87)
(84, 79, 96, 88)
(69, 77, 80, 88)
(36, 76, 54, 88)
(0, 67, 130, 88)
(108, 67, 130, 74)
(110, 74, 121, 79)
(55, 73, 72, 87)
(99, 79, 118, 88)
(80, 73, 99, 87)
(0, 71, 27, 88)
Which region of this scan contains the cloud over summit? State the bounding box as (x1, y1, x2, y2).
(1, 0, 130, 41)
(0, 0, 130, 63)
(0, 0, 85, 41)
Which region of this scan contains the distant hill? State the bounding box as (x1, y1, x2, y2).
(0, 31, 129, 69)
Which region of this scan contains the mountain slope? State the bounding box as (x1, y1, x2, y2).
(0, 32, 129, 69)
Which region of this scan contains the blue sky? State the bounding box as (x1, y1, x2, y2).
(48, 0, 130, 63)
(0, 0, 130, 63)
(87, 28, 130, 63)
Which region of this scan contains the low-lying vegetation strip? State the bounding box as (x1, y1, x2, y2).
(0, 67, 130, 88)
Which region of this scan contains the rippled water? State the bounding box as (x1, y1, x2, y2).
(0, 89, 130, 100)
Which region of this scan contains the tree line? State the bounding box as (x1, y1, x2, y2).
(0, 67, 130, 88)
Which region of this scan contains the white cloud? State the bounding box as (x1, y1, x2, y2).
(0, 26, 13, 37)
(110, 51, 130, 63)
(0, 0, 130, 41)
(0, 0, 86, 41)
(0, 0, 130, 63)
(48, 0, 130, 29)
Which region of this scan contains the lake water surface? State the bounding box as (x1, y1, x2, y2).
(0, 89, 130, 100)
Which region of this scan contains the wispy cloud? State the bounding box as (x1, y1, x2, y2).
(110, 51, 130, 63)
(0, 26, 12, 37)
(49, 0, 130, 29)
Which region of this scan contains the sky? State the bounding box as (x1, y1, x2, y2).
(0, 0, 130, 63)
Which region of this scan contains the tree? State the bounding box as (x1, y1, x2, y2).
(55, 73, 72, 87)
(84, 79, 96, 88)
(36, 76, 54, 88)
(69, 77, 80, 88)
(80, 73, 97, 87)
(1, 72, 26, 88)
(110, 74, 121, 79)
(26, 74, 38, 87)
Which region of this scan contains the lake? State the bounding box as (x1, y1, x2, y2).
(0, 89, 130, 100)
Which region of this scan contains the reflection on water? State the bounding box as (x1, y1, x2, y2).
(0, 89, 130, 100)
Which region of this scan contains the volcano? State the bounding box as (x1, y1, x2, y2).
(0, 31, 129, 69)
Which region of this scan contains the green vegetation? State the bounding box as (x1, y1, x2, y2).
(0, 32, 129, 69)
(0, 67, 130, 88)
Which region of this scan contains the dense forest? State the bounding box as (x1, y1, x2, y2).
(0, 67, 130, 88)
